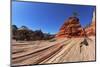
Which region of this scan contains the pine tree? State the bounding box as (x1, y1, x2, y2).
(73, 12, 79, 17)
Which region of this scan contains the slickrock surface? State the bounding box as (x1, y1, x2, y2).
(12, 37, 95, 66)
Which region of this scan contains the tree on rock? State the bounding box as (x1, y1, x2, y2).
(73, 12, 79, 17)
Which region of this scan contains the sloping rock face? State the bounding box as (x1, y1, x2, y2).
(85, 11, 96, 36)
(56, 17, 83, 38)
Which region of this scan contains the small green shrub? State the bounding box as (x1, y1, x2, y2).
(49, 39, 56, 42)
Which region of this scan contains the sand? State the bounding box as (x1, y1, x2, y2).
(12, 37, 95, 66)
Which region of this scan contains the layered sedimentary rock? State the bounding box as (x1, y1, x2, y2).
(56, 10, 96, 38)
(56, 17, 83, 38)
(85, 11, 96, 36)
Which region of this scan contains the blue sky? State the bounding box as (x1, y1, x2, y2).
(12, 1, 95, 34)
(12, 0, 17, 1)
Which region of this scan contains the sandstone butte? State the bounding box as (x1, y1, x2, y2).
(56, 11, 96, 38)
(56, 16, 84, 38)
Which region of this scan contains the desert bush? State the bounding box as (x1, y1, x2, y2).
(49, 39, 56, 42)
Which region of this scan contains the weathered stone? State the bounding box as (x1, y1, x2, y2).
(85, 11, 96, 36)
(56, 17, 83, 38)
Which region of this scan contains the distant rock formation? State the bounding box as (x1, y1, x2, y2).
(12, 25, 18, 36)
(85, 10, 96, 36)
(12, 25, 55, 41)
(18, 26, 29, 30)
(56, 17, 83, 38)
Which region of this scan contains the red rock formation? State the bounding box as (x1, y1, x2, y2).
(85, 11, 96, 36)
(56, 10, 96, 38)
(56, 17, 83, 38)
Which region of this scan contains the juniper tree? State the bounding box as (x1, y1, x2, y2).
(72, 12, 79, 17)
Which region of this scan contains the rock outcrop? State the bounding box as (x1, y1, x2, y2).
(56, 10, 96, 38)
(85, 11, 96, 36)
(15, 29, 44, 41)
(12, 25, 55, 41)
(56, 17, 83, 38)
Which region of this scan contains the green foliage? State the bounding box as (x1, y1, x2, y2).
(72, 12, 79, 17)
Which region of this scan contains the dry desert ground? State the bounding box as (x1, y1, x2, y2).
(12, 36, 95, 66)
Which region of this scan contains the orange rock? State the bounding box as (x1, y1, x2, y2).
(56, 17, 83, 38)
(56, 10, 96, 38)
(85, 11, 96, 36)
